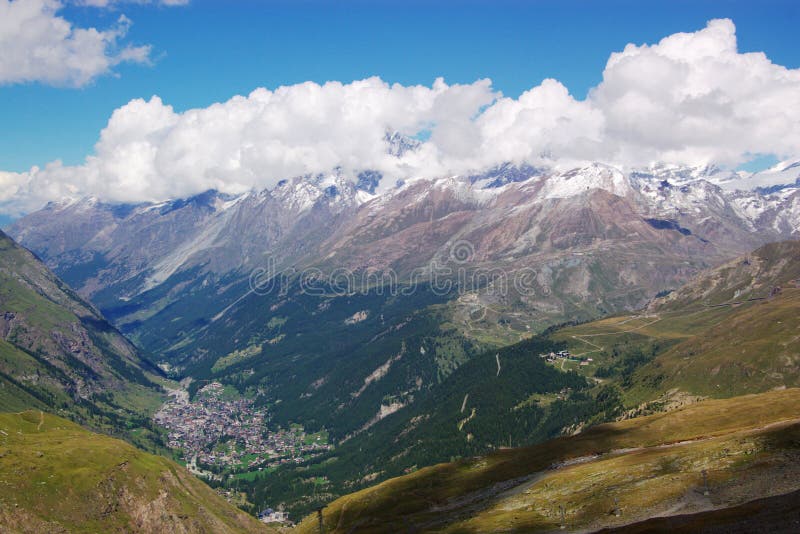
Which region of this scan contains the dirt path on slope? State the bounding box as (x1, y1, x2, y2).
(569, 315, 663, 358)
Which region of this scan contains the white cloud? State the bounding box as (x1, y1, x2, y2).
(1, 78, 496, 210)
(590, 18, 800, 167)
(0, 0, 152, 87)
(2, 18, 800, 215)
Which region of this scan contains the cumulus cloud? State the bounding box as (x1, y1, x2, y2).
(0, 0, 152, 87)
(2, 18, 800, 215)
(1, 78, 496, 211)
(590, 18, 800, 166)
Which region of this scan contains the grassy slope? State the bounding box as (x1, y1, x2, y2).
(0, 410, 273, 534)
(629, 288, 800, 399)
(549, 285, 800, 408)
(297, 388, 800, 533)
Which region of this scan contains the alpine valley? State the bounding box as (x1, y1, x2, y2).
(4, 158, 800, 529)
(0, 229, 274, 533)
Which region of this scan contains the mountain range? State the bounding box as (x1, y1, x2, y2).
(8, 160, 800, 355)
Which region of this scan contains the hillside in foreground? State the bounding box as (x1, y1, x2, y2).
(599, 489, 800, 533)
(0, 410, 273, 533)
(296, 388, 800, 533)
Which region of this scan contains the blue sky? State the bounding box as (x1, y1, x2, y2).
(1, 0, 798, 174)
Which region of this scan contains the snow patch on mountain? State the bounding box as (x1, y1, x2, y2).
(635, 178, 726, 216)
(217, 192, 249, 212)
(355, 190, 376, 205)
(469, 163, 543, 189)
(272, 180, 325, 213)
(431, 176, 505, 204)
(774, 194, 800, 234)
(541, 163, 631, 199)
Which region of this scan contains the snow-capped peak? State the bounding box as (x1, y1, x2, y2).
(630, 162, 740, 187)
(269, 172, 363, 213)
(541, 163, 631, 199)
(46, 195, 100, 212)
(384, 131, 421, 158)
(718, 159, 800, 193)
